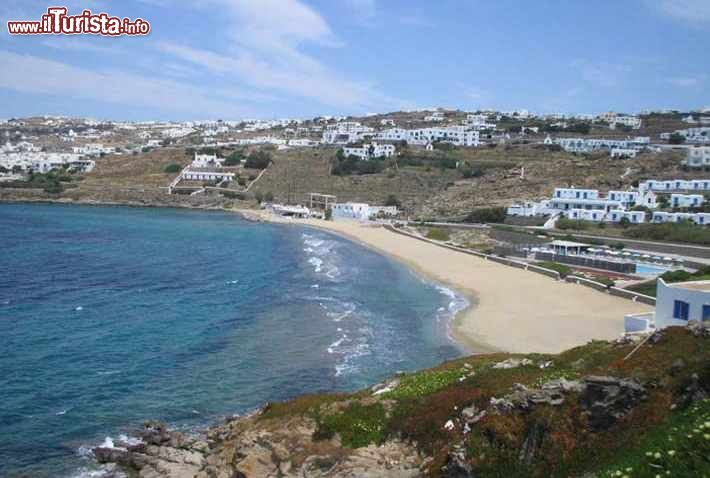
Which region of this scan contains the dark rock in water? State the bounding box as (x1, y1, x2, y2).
(580, 376, 647, 430)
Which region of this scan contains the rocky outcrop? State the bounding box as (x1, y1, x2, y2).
(579, 376, 647, 430)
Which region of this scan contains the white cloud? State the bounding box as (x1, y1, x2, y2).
(153, 0, 403, 112)
(655, 0, 710, 24)
(0, 50, 258, 117)
(156, 41, 400, 110)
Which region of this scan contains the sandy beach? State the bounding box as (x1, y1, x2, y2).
(243, 210, 652, 354)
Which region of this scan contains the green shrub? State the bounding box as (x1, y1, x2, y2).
(623, 221, 710, 245)
(464, 207, 506, 224)
(314, 403, 387, 448)
(425, 228, 450, 241)
(556, 218, 592, 230)
(164, 163, 181, 173)
(537, 261, 572, 276)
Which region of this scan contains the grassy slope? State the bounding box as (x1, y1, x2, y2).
(256, 328, 709, 477)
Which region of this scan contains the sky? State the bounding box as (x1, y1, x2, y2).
(0, 0, 708, 121)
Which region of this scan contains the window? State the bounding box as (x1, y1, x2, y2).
(703, 305, 710, 322)
(673, 300, 689, 321)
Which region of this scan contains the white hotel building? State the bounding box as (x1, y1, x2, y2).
(331, 202, 398, 221)
(508, 186, 657, 224)
(625, 279, 710, 333)
(375, 126, 480, 147)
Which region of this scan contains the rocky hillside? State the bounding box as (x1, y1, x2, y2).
(94, 324, 709, 478)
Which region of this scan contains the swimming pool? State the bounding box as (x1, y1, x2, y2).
(635, 263, 672, 277)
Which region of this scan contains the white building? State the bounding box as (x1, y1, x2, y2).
(507, 186, 657, 223)
(506, 200, 552, 217)
(625, 279, 710, 333)
(287, 138, 320, 147)
(670, 193, 704, 209)
(655, 280, 710, 328)
(181, 169, 235, 182)
(342, 142, 396, 160)
(684, 147, 710, 168)
(331, 202, 398, 221)
(651, 211, 710, 226)
(554, 136, 650, 155)
(72, 143, 116, 156)
(321, 122, 374, 144)
(424, 111, 446, 122)
(608, 115, 642, 130)
(191, 153, 224, 168)
(639, 179, 710, 193)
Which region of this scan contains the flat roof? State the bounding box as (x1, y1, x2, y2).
(671, 280, 710, 292)
(550, 240, 590, 248)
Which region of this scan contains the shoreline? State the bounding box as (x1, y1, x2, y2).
(3, 198, 653, 353)
(236, 209, 489, 353)
(239, 209, 653, 354)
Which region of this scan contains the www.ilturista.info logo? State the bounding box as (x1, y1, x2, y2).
(7, 7, 150, 36)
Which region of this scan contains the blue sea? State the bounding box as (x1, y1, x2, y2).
(0, 203, 466, 477)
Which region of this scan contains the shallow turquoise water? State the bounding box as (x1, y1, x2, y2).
(0, 203, 465, 477)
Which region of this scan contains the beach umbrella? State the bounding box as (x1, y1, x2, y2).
(652, 256, 662, 261)
(642, 254, 651, 259)
(622, 252, 632, 256)
(663, 257, 672, 261)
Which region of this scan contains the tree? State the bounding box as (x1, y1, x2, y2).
(264, 191, 274, 202)
(254, 191, 264, 203)
(224, 151, 244, 166)
(164, 163, 181, 173)
(244, 150, 272, 169)
(619, 217, 631, 229)
(384, 195, 401, 208)
(668, 133, 685, 145)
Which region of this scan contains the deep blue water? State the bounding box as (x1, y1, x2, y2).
(0, 203, 465, 477)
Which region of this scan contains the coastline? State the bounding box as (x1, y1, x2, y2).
(2, 198, 653, 353)
(238, 209, 653, 354)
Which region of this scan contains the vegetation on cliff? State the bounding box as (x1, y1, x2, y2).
(95, 326, 709, 477)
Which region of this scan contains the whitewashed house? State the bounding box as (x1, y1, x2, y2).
(652, 211, 710, 226)
(191, 153, 224, 168)
(625, 279, 710, 333)
(670, 194, 704, 209)
(655, 280, 710, 327)
(342, 142, 396, 160)
(331, 202, 397, 221)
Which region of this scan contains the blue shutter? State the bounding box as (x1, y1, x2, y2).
(703, 305, 710, 321)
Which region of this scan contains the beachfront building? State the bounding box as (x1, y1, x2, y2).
(506, 200, 553, 217)
(342, 142, 396, 160)
(655, 280, 710, 328)
(683, 146, 710, 169)
(507, 186, 657, 224)
(651, 211, 710, 226)
(331, 202, 398, 221)
(625, 279, 710, 333)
